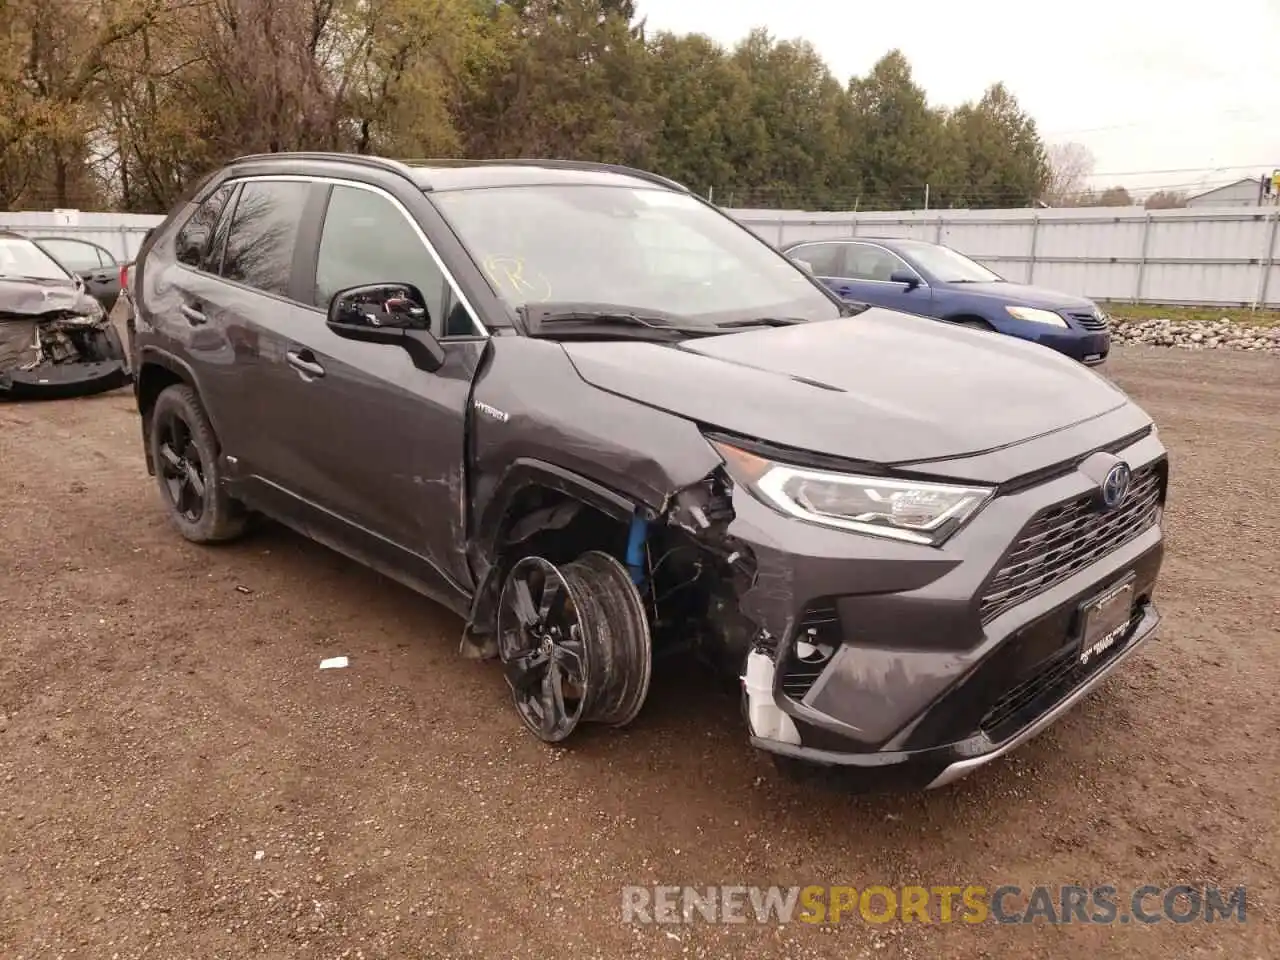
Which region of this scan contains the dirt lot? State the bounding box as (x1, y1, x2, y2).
(1, 347, 1277, 959)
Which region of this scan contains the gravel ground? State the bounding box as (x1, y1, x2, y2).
(1, 347, 1277, 959)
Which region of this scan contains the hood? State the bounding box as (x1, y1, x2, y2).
(0, 277, 101, 320)
(943, 281, 1095, 312)
(560, 308, 1131, 465)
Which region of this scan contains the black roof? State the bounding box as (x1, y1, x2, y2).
(227, 152, 689, 194)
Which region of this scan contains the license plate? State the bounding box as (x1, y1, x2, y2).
(1083, 353, 1102, 362)
(1078, 577, 1135, 665)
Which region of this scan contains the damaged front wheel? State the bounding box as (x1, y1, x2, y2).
(496, 552, 652, 744)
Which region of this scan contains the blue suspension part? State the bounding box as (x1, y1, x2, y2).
(625, 512, 648, 587)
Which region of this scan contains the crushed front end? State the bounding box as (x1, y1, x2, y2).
(0, 303, 129, 400)
(691, 422, 1167, 791)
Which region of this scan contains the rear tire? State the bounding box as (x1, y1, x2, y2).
(147, 384, 248, 543)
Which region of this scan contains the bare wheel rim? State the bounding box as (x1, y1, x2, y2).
(570, 552, 653, 728)
(497, 557, 590, 743)
(156, 409, 207, 524)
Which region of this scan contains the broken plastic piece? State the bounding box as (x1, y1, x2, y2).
(742, 650, 801, 745)
(318, 656, 349, 670)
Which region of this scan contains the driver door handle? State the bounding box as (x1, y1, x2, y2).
(179, 303, 207, 325)
(286, 348, 325, 379)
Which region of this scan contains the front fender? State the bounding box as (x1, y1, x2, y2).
(460, 337, 725, 655)
(468, 337, 723, 520)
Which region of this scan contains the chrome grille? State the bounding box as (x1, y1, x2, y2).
(1068, 310, 1108, 331)
(979, 463, 1163, 623)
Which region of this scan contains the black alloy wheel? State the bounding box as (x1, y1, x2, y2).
(156, 408, 207, 524)
(497, 556, 592, 742)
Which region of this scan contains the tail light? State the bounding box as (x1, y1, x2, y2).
(119, 263, 129, 290)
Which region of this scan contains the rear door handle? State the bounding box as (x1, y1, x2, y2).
(286, 349, 325, 379)
(179, 303, 207, 325)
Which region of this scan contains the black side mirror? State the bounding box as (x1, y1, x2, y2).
(889, 269, 922, 289)
(326, 282, 445, 373)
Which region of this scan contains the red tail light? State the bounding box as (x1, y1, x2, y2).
(119, 263, 129, 290)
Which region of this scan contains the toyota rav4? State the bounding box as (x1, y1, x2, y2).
(128, 152, 1168, 790)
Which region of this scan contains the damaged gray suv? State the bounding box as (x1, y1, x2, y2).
(129, 152, 1167, 790)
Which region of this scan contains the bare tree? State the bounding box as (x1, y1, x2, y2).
(1144, 189, 1188, 209)
(1096, 185, 1133, 206)
(1043, 141, 1095, 206)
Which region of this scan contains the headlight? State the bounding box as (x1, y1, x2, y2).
(711, 441, 994, 546)
(1005, 306, 1067, 327)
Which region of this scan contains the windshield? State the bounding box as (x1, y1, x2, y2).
(430, 185, 842, 326)
(898, 243, 1003, 283)
(0, 236, 73, 282)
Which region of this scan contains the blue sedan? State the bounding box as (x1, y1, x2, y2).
(782, 236, 1111, 365)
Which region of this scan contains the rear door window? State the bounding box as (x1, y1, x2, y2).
(789, 243, 847, 278)
(845, 244, 906, 282)
(39, 239, 112, 272)
(220, 180, 310, 298)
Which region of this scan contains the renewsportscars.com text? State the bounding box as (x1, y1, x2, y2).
(621, 884, 1247, 926)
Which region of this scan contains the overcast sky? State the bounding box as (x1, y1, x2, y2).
(636, 0, 1280, 196)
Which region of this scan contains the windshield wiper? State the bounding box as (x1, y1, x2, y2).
(519, 302, 717, 341)
(714, 317, 808, 329)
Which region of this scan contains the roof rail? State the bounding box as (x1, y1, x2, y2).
(229, 151, 418, 183)
(395, 157, 691, 194)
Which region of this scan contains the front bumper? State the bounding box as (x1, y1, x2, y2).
(729, 428, 1167, 791)
(1017, 327, 1111, 365)
(0, 359, 130, 400)
(753, 597, 1159, 790)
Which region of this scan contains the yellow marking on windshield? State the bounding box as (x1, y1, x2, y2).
(483, 255, 552, 303)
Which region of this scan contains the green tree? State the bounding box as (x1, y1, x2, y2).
(461, 0, 653, 164)
(846, 51, 943, 210)
(946, 83, 1049, 208)
(642, 32, 761, 199)
(2, 1, 1060, 216)
(728, 29, 849, 209)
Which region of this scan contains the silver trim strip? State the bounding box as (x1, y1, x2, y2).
(220, 173, 488, 337)
(925, 621, 1159, 789)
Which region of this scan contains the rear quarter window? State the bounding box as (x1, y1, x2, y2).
(176, 184, 236, 269)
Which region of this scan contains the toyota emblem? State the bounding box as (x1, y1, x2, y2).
(1100, 462, 1132, 510)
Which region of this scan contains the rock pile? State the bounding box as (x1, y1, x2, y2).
(1108, 316, 1279, 353)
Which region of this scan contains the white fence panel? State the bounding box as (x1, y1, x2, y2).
(728, 205, 1280, 307)
(0, 211, 164, 262)
(4, 204, 1279, 306)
